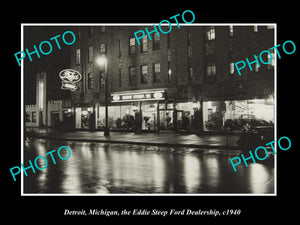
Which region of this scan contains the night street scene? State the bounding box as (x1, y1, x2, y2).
(23, 25, 275, 194)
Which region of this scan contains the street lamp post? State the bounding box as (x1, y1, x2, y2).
(96, 55, 110, 136)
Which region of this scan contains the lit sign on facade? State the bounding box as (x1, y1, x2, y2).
(111, 90, 165, 102)
(59, 69, 82, 91)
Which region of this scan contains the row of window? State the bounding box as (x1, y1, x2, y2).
(83, 25, 273, 42)
(75, 25, 274, 65)
(86, 63, 163, 90)
(85, 26, 106, 39)
(75, 34, 161, 65)
(208, 60, 274, 77)
(85, 59, 274, 90)
(129, 63, 161, 84)
(207, 25, 274, 40)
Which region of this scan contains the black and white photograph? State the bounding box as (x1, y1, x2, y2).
(22, 24, 276, 195)
(5, 4, 299, 224)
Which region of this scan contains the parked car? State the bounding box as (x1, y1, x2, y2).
(237, 126, 275, 163)
(223, 119, 242, 131)
(237, 127, 274, 149)
(224, 114, 274, 132)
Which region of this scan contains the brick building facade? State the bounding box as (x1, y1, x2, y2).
(70, 25, 275, 132)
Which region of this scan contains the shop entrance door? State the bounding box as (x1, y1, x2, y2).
(176, 110, 183, 130)
(51, 111, 60, 127)
(141, 103, 157, 130)
(159, 109, 174, 130)
(142, 110, 157, 130)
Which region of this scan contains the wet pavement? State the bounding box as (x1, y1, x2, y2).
(23, 138, 274, 194)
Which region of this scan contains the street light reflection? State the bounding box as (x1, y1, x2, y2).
(205, 156, 220, 189)
(152, 154, 165, 192)
(62, 145, 81, 194)
(249, 163, 274, 193)
(35, 141, 48, 192)
(184, 154, 201, 193)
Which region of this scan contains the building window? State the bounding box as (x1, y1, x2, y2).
(88, 27, 93, 38)
(205, 42, 215, 55)
(167, 62, 171, 82)
(188, 45, 192, 57)
(100, 43, 106, 54)
(78, 28, 81, 40)
(153, 33, 160, 50)
(188, 29, 192, 45)
(141, 65, 148, 84)
(268, 49, 275, 69)
(228, 39, 233, 53)
(229, 25, 234, 36)
(254, 25, 258, 32)
(255, 63, 259, 72)
(153, 63, 161, 82)
(32, 112, 36, 122)
(100, 72, 105, 88)
(141, 36, 147, 52)
(87, 73, 94, 89)
(129, 66, 136, 85)
(230, 62, 234, 74)
(207, 27, 215, 40)
(188, 67, 193, 81)
(76, 49, 80, 64)
(129, 37, 135, 54)
(207, 64, 216, 76)
(26, 112, 31, 122)
(88, 46, 93, 62)
(101, 26, 105, 33)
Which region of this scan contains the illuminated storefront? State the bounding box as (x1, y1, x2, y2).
(73, 83, 275, 133)
(75, 107, 94, 129)
(109, 89, 165, 131)
(73, 89, 198, 132)
(73, 88, 274, 133)
(203, 96, 274, 131)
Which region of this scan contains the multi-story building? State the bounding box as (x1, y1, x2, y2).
(70, 25, 275, 132)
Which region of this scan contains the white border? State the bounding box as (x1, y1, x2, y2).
(21, 23, 277, 196)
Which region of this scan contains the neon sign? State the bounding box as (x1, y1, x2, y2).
(59, 69, 82, 91)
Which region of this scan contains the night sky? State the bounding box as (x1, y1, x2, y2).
(24, 26, 72, 105)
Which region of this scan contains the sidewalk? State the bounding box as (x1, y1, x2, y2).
(25, 128, 239, 149)
(25, 129, 238, 149)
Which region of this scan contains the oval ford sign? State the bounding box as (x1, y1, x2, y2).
(59, 69, 82, 91)
(59, 69, 82, 83)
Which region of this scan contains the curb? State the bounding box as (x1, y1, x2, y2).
(26, 134, 239, 150)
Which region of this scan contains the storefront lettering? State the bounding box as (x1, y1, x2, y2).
(111, 90, 165, 102)
(122, 95, 133, 100)
(133, 94, 146, 99)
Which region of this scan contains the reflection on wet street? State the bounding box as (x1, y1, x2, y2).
(23, 138, 274, 194)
